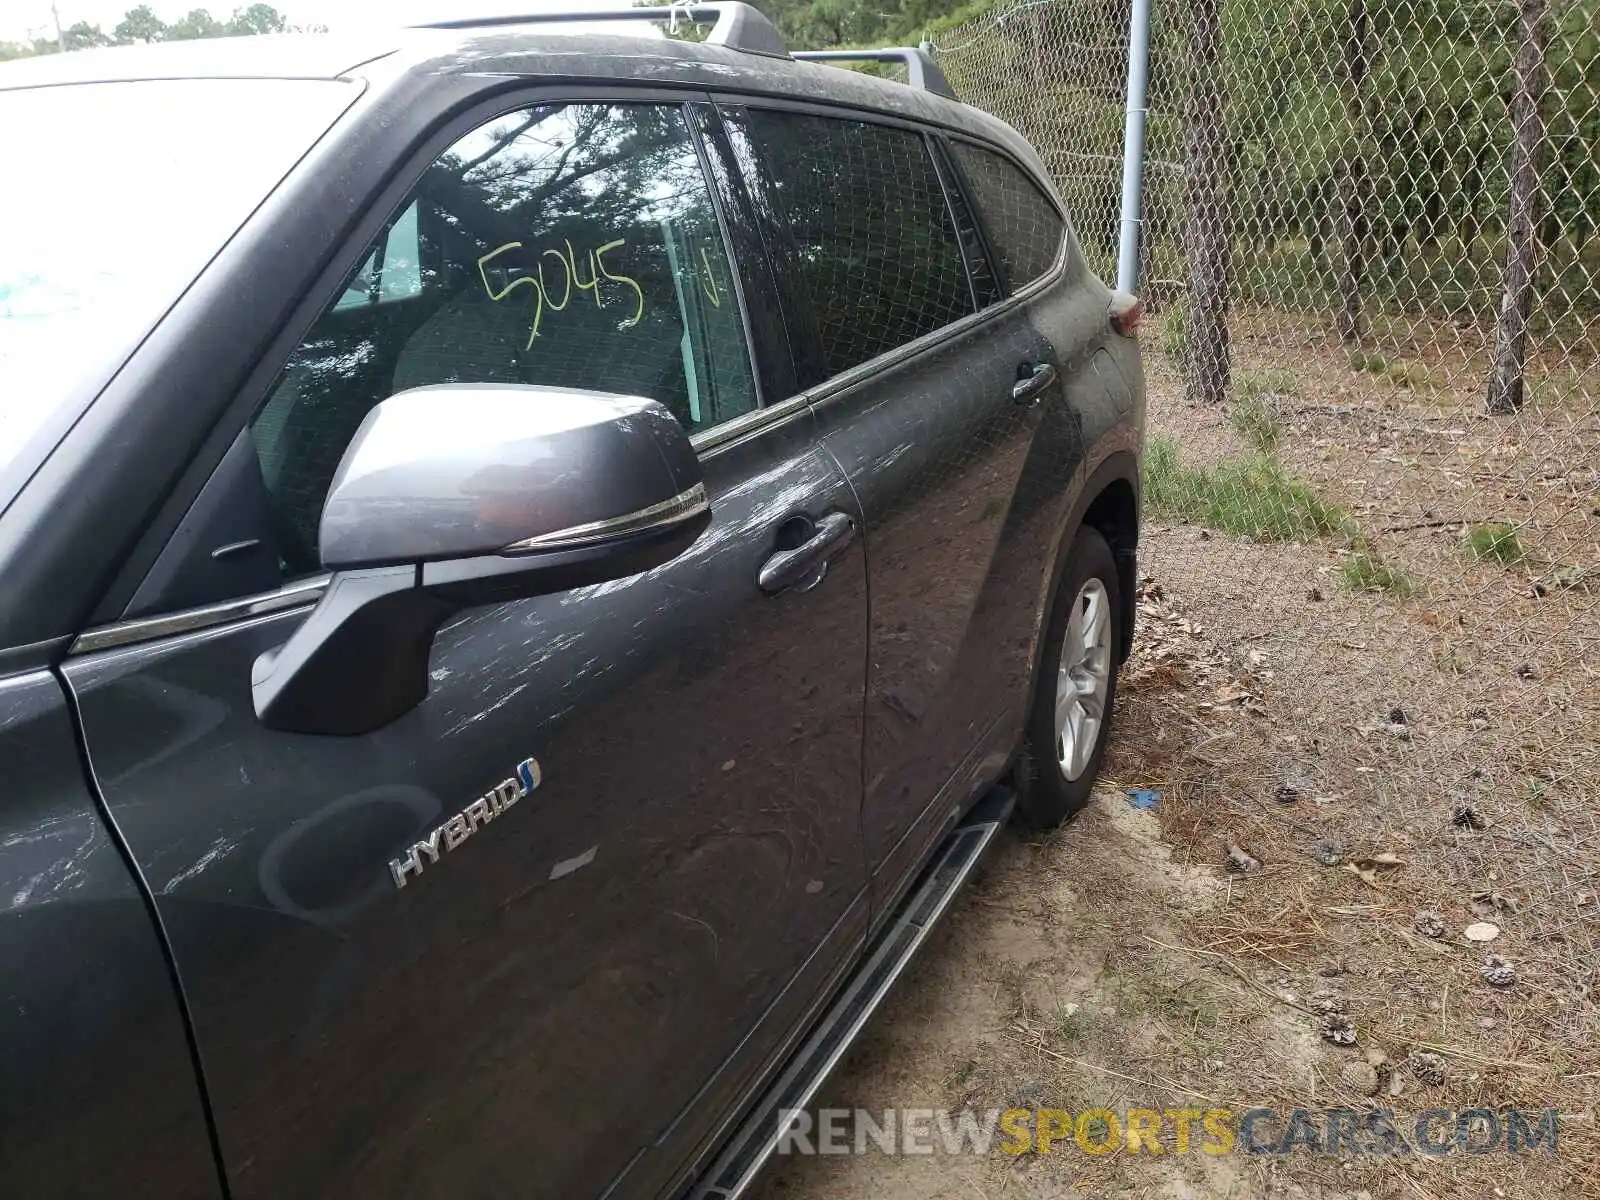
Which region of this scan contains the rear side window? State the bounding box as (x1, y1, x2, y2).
(252, 102, 755, 573)
(951, 143, 1064, 291)
(730, 109, 974, 382)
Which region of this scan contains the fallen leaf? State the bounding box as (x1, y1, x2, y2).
(1464, 921, 1501, 943)
(1343, 862, 1382, 887)
(1471, 889, 1522, 914)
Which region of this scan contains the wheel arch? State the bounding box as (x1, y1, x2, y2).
(1079, 473, 1140, 663)
(1028, 450, 1141, 704)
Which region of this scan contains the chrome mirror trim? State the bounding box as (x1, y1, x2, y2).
(500, 483, 710, 554)
(70, 481, 711, 656)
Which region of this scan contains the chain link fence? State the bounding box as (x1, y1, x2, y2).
(932, 0, 1599, 780)
(934, 0, 1598, 1157)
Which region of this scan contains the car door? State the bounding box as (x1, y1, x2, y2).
(719, 105, 1095, 917)
(63, 97, 869, 1200)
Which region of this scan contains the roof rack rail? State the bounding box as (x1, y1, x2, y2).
(412, 3, 791, 59)
(790, 46, 956, 99)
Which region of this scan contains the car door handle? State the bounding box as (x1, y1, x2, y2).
(1012, 362, 1059, 405)
(759, 512, 856, 595)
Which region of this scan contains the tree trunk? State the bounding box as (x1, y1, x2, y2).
(1487, 0, 1550, 414)
(1335, 0, 1371, 343)
(1182, 0, 1230, 404)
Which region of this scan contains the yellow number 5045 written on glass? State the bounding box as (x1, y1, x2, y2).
(477, 237, 644, 349)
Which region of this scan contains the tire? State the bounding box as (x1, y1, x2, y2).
(1013, 525, 1123, 831)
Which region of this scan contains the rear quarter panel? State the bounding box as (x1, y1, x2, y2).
(984, 255, 1143, 783)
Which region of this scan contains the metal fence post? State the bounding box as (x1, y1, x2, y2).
(1116, 0, 1153, 293)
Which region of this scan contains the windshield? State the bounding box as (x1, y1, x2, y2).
(0, 77, 359, 509)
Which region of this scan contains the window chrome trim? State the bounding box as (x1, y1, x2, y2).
(71, 575, 330, 656)
(690, 391, 810, 453)
(501, 483, 710, 553)
(71, 479, 712, 651)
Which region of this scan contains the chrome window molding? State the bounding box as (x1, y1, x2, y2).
(70, 575, 330, 656)
(690, 391, 810, 453)
(73, 481, 714, 653)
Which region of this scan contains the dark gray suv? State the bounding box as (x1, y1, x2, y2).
(0, 8, 1143, 1197)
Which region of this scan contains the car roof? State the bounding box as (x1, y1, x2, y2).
(0, 23, 1050, 193)
(0, 31, 399, 86)
(432, 27, 1048, 178)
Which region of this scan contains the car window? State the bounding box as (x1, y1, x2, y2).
(252, 102, 756, 574)
(950, 143, 1065, 292)
(729, 109, 975, 383)
(934, 144, 1004, 311)
(332, 201, 422, 311)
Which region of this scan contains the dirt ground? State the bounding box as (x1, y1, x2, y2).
(749, 316, 1600, 1200)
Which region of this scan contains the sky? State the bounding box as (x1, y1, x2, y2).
(2, 0, 626, 43)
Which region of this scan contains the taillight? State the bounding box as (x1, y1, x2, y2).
(1109, 291, 1143, 337)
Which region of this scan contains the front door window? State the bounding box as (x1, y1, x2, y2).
(252, 102, 758, 573)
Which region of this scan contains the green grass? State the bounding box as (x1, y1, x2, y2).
(1080, 1113, 1114, 1144)
(1055, 1006, 1089, 1047)
(1390, 360, 1433, 390)
(1349, 351, 1422, 388)
(1348, 352, 1431, 390)
(1536, 368, 1599, 409)
(1147, 436, 1426, 602)
(1240, 368, 1299, 397)
(1227, 234, 1600, 333)
(1526, 777, 1552, 812)
(1112, 970, 1222, 1055)
(1143, 436, 1354, 542)
(1341, 545, 1420, 597)
(1157, 306, 1189, 365)
(1229, 370, 1295, 451)
(1228, 393, 1280, 451)
(1464, 522, 1525, 565)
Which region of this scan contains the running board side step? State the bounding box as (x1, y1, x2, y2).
(687, 786, 1015, 1200)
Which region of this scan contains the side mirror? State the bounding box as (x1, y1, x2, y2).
(252, 384, 709, 735)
